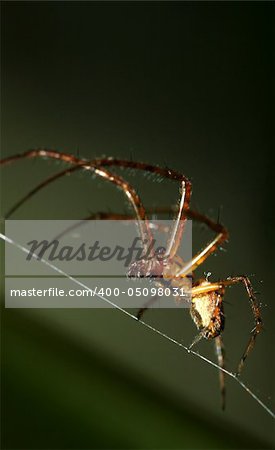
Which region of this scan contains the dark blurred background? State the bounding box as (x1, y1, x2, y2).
(1, 1, 274, 449)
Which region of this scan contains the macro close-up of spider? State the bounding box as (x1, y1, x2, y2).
(0, 149, 263, 410)
(1, 2, 273, 449)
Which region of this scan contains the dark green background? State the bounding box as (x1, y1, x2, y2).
(1, 2, 274, 449)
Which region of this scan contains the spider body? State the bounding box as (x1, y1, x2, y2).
(127, 253, 166, 279)
(0, 149, 263, 409)
(190, 281, 225, 340)
(130, 251, 225, 341)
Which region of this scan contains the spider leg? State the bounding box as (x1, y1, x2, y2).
(220, 276, 262, 376)
(1, 149, 89, 218)
(136, 294, 160, 320)
(56, 207, 219, 243)
(3, 164, 83, 219)
(1, 154, 154, 253)
(148, 207, 230, 272)
(2, 151, 192, 257)
(54, 212, 170, 241)
(215, 335, 226, 410)
(136, 206, 229, 280)
(176, 211, 229, 278)
(191, 277, 262, 376)
(93, 158, 192, 258)
(0, 148, 84, 166)
(50, 211, 167, 321)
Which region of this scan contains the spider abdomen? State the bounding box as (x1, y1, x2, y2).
(190, 289, 224, 339)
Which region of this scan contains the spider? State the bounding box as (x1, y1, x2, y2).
(0, 149, 262, 409)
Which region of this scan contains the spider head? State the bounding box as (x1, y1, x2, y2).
(127, 249, 167, 279)
(190, 280, 225, 340)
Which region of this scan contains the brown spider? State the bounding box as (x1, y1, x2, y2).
(0, 149, 263, 409)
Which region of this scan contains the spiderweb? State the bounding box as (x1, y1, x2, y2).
(1, 231, 274, 420)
